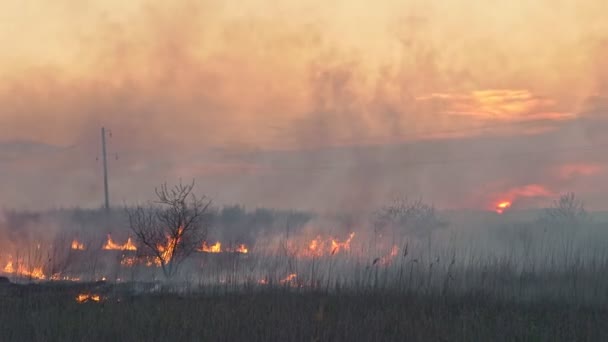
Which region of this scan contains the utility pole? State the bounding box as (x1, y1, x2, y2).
(101, 127, 110, 212)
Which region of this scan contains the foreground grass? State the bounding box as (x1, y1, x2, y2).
(1, 284, 606, 342)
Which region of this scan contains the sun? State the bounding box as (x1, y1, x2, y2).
(495, 201, 512, 214)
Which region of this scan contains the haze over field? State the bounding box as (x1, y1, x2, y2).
(1, 0, 607, 211)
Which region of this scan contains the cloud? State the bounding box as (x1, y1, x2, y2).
(416, 90, 574, 124)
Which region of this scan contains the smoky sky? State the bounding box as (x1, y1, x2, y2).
(0, 0, 607, 211)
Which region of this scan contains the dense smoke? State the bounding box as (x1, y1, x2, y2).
(0, 0, 607, 211)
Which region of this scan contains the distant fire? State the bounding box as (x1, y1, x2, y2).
(331, 232, 355, 255)
(71, 239, 85, 250)
(227, 244, 249, 254)
(120, 230, 184, 268)
(120, 255, 156, 267)
(374, 245, 399, 267)
(120, 256, 137, 267)
(280, 273, 297, 284)
(0, 228, 398, 283)
(3, 257, 46, 280)
(199, 241, 222, 253)
(495, 201, 512, 214)
(297, 232, 355, 258)
(75, 293, 101, 303)
(102, 235, 137, 251)
(155, 227, 184, 266)
(198, 242, 249, 254)
(50, 274, 81, 282)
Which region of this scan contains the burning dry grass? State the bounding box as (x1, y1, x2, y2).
(2, 207, 608, 326)
(71, 239, 85, 250)
(1, 227, 608, 341)
(199, 241, 221, 253)
(102, 235, 137, 251)
(279, 273, 298, 285)
(3, 258, 45, 280)
(3, 227, 608, 298)
(226, 244, 248, 254)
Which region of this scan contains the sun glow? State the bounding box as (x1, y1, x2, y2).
(495, 201, 512, 214)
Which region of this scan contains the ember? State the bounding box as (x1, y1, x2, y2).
(280, 273, 297, 284)
(75, 293, 101, 303)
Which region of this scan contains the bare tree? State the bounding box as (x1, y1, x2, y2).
(373, 197, 446, 239)
(541, 192, 589, 229)
(127, 180, 212, 279)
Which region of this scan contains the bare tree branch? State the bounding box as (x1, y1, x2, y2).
(126, 180, 213, 279)
(373, 196, 446, 238)
(541, 192, 589, 229)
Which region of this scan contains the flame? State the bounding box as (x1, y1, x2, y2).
(375, 245, 399, 267)
(234, 244, 248, 254)
(307, 237, 323, 257)
(76, 293, 101, 303)
(119, 254, 159, 267)
(120, 256, 137, 267)
(2, 258, 46, 280)
(3, 260, 14, 274)
(234, 244, 249, 254)
(330, 232, 355, 255)
(113, 229, 184, 268)
(226, 244, 249, 254)
(280, 273, 297, 284)
(155, 227, 184, 266)
(199, 241, 222, 253)
(495, 201, 512, 214)
(297, 232, 356, 258)
(29, 267, 45, 279)
(50, 274, 80, 281)
(197, 242, 249, 254)
(71, 239, 85, 250)
(123, 237, 137, 251)
(102, 235, 137, 251)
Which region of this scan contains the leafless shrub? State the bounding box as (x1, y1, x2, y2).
(46, 232, 78, 278)
(127, 180, 213, 279)
(373, 197, 447, 238)
(541, 192, 589, 229)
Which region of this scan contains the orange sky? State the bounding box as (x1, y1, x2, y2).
(0, 0, 607, 210)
